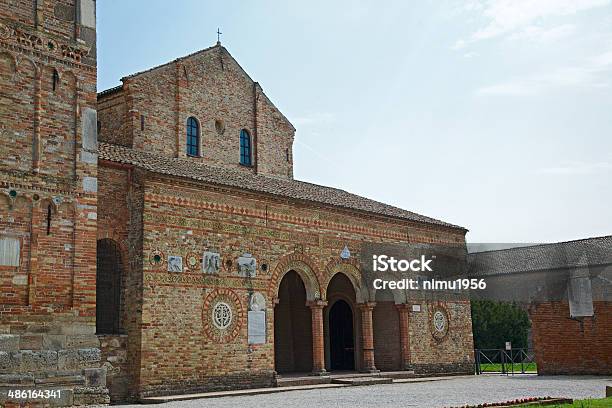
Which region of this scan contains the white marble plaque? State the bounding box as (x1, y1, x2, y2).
(568, 269, 594, 317)
(167, 256, 183, 273)
(0, 237, 20, 267)
(238, 254, 257, 277)
(203, 251, 220, 274)
(249, 292, 266, 311)
(248, 311, 266, 344)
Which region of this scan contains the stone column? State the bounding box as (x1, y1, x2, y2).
(395, 304, 412, 370)
(308, 300, 328, 375)
(358, 302, 378, 373)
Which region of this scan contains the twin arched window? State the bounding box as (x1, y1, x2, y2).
(186, 119, 252, 166)
(240, 129, 252, 166)
(186, 117, 200, 156)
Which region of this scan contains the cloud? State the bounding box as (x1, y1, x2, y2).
(453, 39, 467, 50)
(475, 48, 612, 95)
(454, 0, 610, 46)
(507, 24, 576, 43)
(537, 161, 612, 175)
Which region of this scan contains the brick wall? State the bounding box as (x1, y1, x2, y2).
(409, 301, 475, 374)
(97, 45, 295, 180)
(98, 90, 132, 147)
(530, 301, 612, 375)
(128, 175, 471, 395)
(373, 301, 401, 371)
(0, 0, 108, 405)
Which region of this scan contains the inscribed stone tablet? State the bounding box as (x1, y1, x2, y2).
(248, 311, 266, 344)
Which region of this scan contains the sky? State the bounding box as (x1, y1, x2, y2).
(97, 0, 612, 244)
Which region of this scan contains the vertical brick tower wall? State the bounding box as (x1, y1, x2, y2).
(0, 0, 109, 405)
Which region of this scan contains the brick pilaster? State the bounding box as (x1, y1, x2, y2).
(307, 300, 327, 375)
(395, 304, 412, 370)
(358, 302, 378, 373)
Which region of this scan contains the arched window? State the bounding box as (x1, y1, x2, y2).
(240, 129, 252, 166)
(96, 239, 123, 334)
(52, 68, 60, 92)
(186, 117, 200, 156)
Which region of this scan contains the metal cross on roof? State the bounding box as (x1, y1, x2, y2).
(217, 28, 222, 43)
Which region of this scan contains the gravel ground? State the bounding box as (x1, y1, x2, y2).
(123, 375, 612, 408)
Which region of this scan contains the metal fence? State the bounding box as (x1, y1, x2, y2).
(475, 348, 537, 375)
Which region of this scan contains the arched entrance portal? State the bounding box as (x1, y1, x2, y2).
(325, 273, 357, 371)
(274, 271, 313, 373)
(329, 299, 354, 370)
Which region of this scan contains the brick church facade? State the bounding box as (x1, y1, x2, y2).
(1, 0, 475, 404)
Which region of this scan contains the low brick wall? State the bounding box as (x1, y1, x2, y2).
(531, 301, 612, 375)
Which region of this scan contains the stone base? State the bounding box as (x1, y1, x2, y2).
(0, 326, 110, 407)
(412, 362, 474, 376)
(0, 386, 109, 407)
(139, 370, 276, 398)
(310, 369, 328, 376)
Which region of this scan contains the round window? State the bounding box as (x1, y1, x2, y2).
(212, 302, 232, 329)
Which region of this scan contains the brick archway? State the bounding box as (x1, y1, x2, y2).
(274, 271, 313, 373)
(269, 252, 322, 301)
(322, 258, 367, 303)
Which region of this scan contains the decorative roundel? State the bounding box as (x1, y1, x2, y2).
(434, 311, 446, 332)
(149, 250, 165, 267)
(203, 289, 243, 343)
(430, 305, 450, 341)
(186, 252, 199, 271)
(212, 302, 232, 329)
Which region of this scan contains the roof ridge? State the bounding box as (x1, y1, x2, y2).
(97, 84, 123, 97)
(469, 235, 612, 255)
(119, 43, 220, 81)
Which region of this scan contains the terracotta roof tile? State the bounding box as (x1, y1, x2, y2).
(98, 142, 465, 230)
(468, 235, 612, 276)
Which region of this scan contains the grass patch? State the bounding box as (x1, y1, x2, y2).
(479, 362, 538, 373)
(517, 397, 612, 407)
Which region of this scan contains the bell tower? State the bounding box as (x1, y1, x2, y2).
(0, 0, 108, 405)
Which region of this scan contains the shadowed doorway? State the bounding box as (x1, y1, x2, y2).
(274, 270, 313, 373)
(96, 239, 123, 334)
(329, 299, 355, 370)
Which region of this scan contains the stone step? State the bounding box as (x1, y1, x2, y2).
(332, 377, 393, 386)
(378, 370, 416, 379)
(275, 376, 331, 387)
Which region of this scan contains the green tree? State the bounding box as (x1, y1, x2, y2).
(471, 300, 530, 349)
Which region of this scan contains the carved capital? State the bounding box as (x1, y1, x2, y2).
(357, 302, 377, 311)
(306, 300, 328, 309)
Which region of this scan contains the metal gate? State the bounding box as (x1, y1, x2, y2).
(475, 348, 537, 375)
